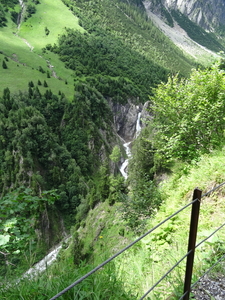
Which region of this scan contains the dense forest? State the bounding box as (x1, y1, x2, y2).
(1, 0, 225, 299)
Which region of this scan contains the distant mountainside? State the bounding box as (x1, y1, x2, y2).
(144, 0, 225, 32)
(143, 0, 225, 59)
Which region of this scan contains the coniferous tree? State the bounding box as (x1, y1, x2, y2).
(2, 60, 7, 69)
(28, 86, 33, 98)
(34, 86, 41, 98)
(3, 87, 10, 100)
(43, 80, 48, 87)
(28, 81, 34, 87)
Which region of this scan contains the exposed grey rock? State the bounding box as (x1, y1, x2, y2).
(144, 0, 225, 31)
(140, 101, 153, 127)
(108, 99, 143, 142)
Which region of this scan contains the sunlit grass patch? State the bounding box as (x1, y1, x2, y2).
(19, 0, 83, 51)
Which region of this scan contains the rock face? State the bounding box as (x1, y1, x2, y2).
(145, 0, 225, 31)
(108, 99, 143, 142)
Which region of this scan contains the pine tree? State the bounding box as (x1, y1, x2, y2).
(3, 87, 10, 100)
(28, 81, 34, 87)
(37, 79, 42, 85)
(28, 86, 33, 98)
(2, 60, 7, 69)
(34, 86, 41, 97)
(43, 80, 48, 87)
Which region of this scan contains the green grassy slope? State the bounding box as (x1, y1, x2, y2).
(78, 149, 225, 299)
(0, 0, 198, 100)
(0, 0, 83, 99)
(2, 148, 225, 299)
(19, 0, 83, 49)
(70, 0, 196, 76)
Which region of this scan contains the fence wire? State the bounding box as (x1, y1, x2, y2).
(139, 250, 192, 300)
(191, 253, 225, 288)
(50, 182, 225, 300)
(49, 199, 198, 299)
(196, 222, 225, 249)
(202, 181, 225, 198)
(178, 253, 225, 299)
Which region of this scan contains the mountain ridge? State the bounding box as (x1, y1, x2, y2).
(144, 0, 225, 32)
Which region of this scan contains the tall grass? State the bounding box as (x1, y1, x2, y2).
(0, 255, 135, 300)
(1, 149, 225, 299)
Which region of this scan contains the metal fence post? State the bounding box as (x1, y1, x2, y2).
(183, 188, 202, 300)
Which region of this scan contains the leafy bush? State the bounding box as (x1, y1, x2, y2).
(150, 62, 225, 165)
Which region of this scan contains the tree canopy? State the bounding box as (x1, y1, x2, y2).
(146, 62, 225, 169)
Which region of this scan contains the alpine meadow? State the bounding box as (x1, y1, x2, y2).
(1, 0, 225, 299)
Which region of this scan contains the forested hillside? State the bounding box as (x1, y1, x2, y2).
(1, 0, 225, 299)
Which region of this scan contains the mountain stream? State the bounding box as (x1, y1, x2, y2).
(22, 236, 70, 279)
(120, 112, 142, 179)
(22, 112, 142, 278)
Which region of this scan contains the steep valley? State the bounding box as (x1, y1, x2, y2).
(1, 0, 225, 299)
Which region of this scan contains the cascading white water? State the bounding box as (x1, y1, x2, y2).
(119, 142, 131, 179)
(135, 112, 142, 137)
(21, 111, 142, 278)
(23, 246, 61, 278)
(21, 236, 70, 279)
(120, 111, 142, 179)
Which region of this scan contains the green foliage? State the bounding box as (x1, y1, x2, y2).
(64, 0, 195, 76)
(11, 10, 19, 24)
(43, 79, 48, 87)
(25, 4, 37, 20)
(129, 126, 155, 178)
(0, 88, 91, 217)
(122, 176, 161, 231)
(150, 62, 225, 166)
(0, 5, 7, 27)
(108, 174, 127, 205)
(0, 256, 135, 299)
(1, 0, 18, 8)
(161, 7, 174, 27)
(45, 26, 50, 36)
(109, 145, 121, 163)
(2, 60, 7, 69)
(0, 188, 58, 276)
(28, 80, 34, 87)
(53, 28, 168, 102)
(38, 66, 45, 73)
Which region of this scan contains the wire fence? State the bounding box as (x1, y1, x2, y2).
(50, 182, 225, 300)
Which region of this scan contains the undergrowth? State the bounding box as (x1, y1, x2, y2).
(1, 149, 225, 299)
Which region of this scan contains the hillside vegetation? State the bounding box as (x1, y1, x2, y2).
(2, 144, 225, 299)
(0, 0, 82, 98)
(1, 0, 225, 299)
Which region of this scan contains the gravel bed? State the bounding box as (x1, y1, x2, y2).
(192, 274, 225, 300)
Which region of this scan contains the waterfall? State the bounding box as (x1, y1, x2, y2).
(120, 111, 141, 179)
(119, 142, 131, 179)
(135, 112, 142, 137)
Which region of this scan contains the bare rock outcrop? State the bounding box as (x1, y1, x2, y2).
(144, 0, 225, 32)
(108, 99, 143, 142)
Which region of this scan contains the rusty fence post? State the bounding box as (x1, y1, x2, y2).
(183, 188, 202, 300)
